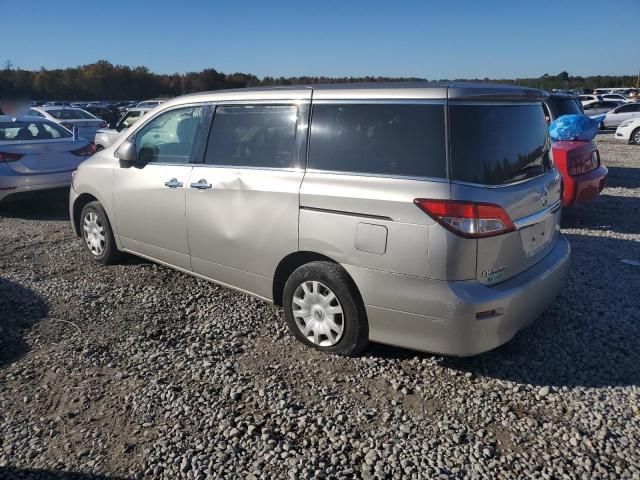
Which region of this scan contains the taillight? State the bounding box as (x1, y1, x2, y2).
(0, 151, 24, 162)
(71, 144, 96, 157)
(568, 150, 599, 176)
(414, 199, 516, 238)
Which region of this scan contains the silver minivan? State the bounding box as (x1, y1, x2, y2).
(69, 83, 570, 356)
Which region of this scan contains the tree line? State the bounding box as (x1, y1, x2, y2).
(0, 61, 636, 100)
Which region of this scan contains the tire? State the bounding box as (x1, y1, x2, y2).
(631, 127, 640, 146)
(79, 201, 120, 264)
(283, 261, 369, 356)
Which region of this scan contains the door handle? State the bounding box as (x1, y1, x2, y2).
(190, 179, 212, 190)
(164, 178, 183, 188)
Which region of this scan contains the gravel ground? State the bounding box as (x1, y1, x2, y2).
(0, 134, 639, 480)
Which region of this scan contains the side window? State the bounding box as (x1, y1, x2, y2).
(616, 104, 635, 113)
(308, 103, 446, 178)
(204, 105, 301, 169)
(134, 106, 205, 164)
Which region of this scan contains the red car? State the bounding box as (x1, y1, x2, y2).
(543, 94, 608, 206)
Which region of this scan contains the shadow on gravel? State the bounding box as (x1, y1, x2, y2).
(0, 278, 48, 367)
(605, 166, 640, 189)
(0, 467, 129, 479)
(0, 188, 70, 221)
(562, 194, 640, 235)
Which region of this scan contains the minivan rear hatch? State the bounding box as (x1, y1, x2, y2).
(448, 101, 562, 285)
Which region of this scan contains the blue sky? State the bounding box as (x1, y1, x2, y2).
(3, 0, 638, 78)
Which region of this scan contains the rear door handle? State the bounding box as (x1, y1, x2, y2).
(164, 178, 183, 189)
(190, 179, 212, 190)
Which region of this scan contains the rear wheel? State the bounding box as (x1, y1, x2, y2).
(283, 261, 368, 356)
(80, 201, 119, 264)
(631, 127, 640, 146)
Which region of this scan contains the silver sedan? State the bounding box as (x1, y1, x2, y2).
(27, 106, 107, 142)
(0, 116, 94, 202)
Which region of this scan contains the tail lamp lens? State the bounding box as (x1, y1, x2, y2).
(568, 150, 599, 176)
(71, 144, 96, 157)
(0, 151, 24, 162)
(414, 199, 516, 238)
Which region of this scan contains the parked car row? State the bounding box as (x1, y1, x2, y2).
(3, 83, 619, 357)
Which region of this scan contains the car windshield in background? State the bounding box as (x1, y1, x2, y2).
(449, 103, 552, 185)
(0, 121, 73, 140)
(553, 98, 583, 116)
(47, 109, 95, 120)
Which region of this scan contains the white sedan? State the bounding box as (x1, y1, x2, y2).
(602, 103, 640, 128)
(0, 116, 95, 202)
(27, 106, 107, 142)
(615, 118, 640, 145)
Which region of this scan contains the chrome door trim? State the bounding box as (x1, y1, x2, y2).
(300, 206, 393, 222)
(311, 99, 446, 105)
(513, 200, 561, 230)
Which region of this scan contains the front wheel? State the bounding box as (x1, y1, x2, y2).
(631, 127, 640, 146)
(80, 201, 120, 264)
(283, 261, 369, 356)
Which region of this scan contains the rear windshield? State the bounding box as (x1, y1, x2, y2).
(449, 104, 553, 185)
(47, 108, 95, 120)
(308, 103, 446, 178)
(549, 98, 583, 117)
(0, 121, 72, 141)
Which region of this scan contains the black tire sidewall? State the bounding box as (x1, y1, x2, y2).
(283, 261, 368, 356)
(632, 128, 640, 146)
(80, 201, 117, 264)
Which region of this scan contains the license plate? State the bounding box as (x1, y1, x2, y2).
(520, 217, 554, 257)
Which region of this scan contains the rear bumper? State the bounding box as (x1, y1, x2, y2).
(0, 167, 74, 202)
(562, 165, 608, 206)
(344, 235, 571, 356)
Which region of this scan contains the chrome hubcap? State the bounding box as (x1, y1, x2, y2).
(292, 281, 344, 346)
(634, 130, 640, 144)
(83, 212, 105, 256)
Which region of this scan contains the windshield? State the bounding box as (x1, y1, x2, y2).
(450, 103, 553, 185)
(47, 108, 95, 120)
(0, 121, 72, 141)
(551, 98, 583, 116)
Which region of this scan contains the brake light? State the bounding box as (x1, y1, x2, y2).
(0, 151, 24, 162)
(414, 199, 516, 238)
(71, 144, 96, 157)
(568, 150, 599, 176)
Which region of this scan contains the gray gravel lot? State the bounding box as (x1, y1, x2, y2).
(0, 134, 639, 480)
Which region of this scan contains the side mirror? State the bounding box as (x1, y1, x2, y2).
(116, 138, 137, 164)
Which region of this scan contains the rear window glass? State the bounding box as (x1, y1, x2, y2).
(450, 104, 552, 185)
(0, 121, 72, 140)
(308, 103, 446, 178)
(47, 109, 95, 120)
(548, 98, 583, 117)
